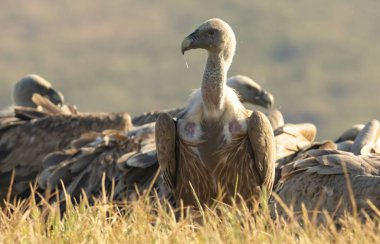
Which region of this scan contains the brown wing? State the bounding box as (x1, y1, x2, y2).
(155, 113, 177, 193)
(272, 150, 380, 221)
(292, 140, 337, 161)
(247, 111, 276, 194)
(0, 111, 131, 201)
(132, 108, 183, 126)
(274, 123, 317, 167)
(38, 126, 165, 206)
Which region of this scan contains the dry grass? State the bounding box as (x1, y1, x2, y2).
(0, 188, 379, 244)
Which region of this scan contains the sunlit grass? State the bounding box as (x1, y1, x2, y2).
(0, 188, 379, 244)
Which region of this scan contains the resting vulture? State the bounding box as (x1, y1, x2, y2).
(271, 149, 380, 221)
(38, 123, 170, 206)
(1, 74, 65, 115)
(36, 74, 277, 206)
(156, 19, 276, 209)
(13, 74, 64, 108)
(0, 94, 131, 201)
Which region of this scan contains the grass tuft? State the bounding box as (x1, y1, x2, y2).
(0, 190, 379, 243)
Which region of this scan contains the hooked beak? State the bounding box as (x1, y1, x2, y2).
(181, 31, 198, 54)
(258, 90, 274, 109)
(48, 88, 65, 107)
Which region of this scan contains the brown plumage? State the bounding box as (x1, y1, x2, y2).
(156, 19, 276, 209)
(0, 97, 131, 201)
(32, 75, 276, 208)
(275, 123, 317, 167)
(272, 122, 337, 187)
(132, 108, 183, 126)
(37, 124, 171, 206)
(271, 149, 380, 221)
(3, 71, 276, 207)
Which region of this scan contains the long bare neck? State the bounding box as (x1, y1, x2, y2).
(202, 53, 231, 114)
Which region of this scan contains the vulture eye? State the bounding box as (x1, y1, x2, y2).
(208, 30, 216, 36)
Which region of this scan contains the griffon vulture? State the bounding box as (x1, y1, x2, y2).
(271, 149, 380, 221)
(1, 74, 65, 115)
(0, 95, 131, 201)
(155, 18, 276, 209)
(36, 74, 278, 207)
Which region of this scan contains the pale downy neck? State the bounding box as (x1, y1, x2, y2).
(201, 51, 233, 117)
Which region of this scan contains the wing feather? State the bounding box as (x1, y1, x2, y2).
(155, 113, 177, 192)
(0, 110, 131, 200)
(247, 111, 276, 193)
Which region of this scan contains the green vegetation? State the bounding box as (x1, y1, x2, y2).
(1, 0, 379, 139)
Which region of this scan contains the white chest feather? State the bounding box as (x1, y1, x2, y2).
(178, 87, 250, 145)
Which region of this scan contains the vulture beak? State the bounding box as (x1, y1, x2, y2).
(181, 30, 198, 54)
(258, 90, 274, 109)
(48, 88, 65, 107)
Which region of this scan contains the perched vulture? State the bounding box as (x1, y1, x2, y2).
(13, 74, 64, 108)
(36, 75, 277, 207)
(132, 75, 275, 126)
(156, 19, 276, 209)
(226, 75, 273, 109)
(271, 149, 380, 221)
(0, 95, 131, 201)
(1, 74, 65, 115)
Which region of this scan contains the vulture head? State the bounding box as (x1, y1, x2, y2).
(181, 18, 236, 64)
(227, 75, 274, 108)
(13, 74, 64, 108)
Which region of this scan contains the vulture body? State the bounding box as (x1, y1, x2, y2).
(271, 149, 380, 220)
(272, 121, 340, 188)
(38, 124, 171, 205)
(0, 96, 131, 201)
(274, 123, 317, 167)
(36, 74, 277, 207)
(156, 19, 276, 209)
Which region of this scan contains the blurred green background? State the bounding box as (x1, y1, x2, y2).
(1, 0, 379, 139)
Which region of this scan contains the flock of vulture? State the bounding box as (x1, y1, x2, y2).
(1, 18, 379, 223)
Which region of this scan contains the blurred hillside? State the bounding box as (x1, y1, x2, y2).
(0, 0, 379, 139)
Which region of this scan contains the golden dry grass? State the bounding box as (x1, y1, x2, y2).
(0, 187, 379, 244)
